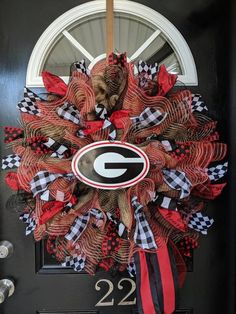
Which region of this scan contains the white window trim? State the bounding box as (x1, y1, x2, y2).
(26, 0, 198, 87)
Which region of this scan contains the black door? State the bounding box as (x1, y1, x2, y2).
(0, 0, 234, 314)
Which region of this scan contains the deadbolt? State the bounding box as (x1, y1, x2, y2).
(0, 241, 14, 258)
(0, 279, 15, 304)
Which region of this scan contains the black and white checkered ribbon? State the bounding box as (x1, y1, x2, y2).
(207, 162, 228, 181)
(65, 212, 90, 242)
(57, 102, 81, 125)
(127, 261, 136, 277)
(76, 129, 86, 138)
(74, 59, 90, 76)
(152, 193, 177, 211)
(132, 107, 167, 129)
(132, 196, 157, 250)
(44, 137, 68, 159)
(2, 154, 21, 170)
(138, 60, 158, 87)
(106, 212, 127, 239)
(40, 190, 55, 202)
(30, 171, 74, 197)
(17, 87, 41, 116)
(188, 212, 214, 235)
(63, 201, 75, 214)
(61, 254, 86, 272)
(19, 213, 36, 236)
(191, 94, 208, 112)
(95, 104, 116, 140)
(146, 135, 177, 152)
(40, 189, 71, 202)
(65, 208, 103, 243)
(160, 139, 177, 152)
(162, 169, 192, 199)
(95, 104, 107, 120)
(90, 208, 104, 220)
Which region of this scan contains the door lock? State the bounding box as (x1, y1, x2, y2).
(0, 279, 15, 304)
(0, 241, 14, 259)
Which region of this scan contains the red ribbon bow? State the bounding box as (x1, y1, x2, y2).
(159, 208, 187, 232)
(5, 172, 23, 191)
(42, 71, 68, 96)
(108, 52, 127, 67)
(82, 110, 130, 135)
(157, 64, 177, 96)
(39, 196, 77, 225)
(192, 181, 226, 199)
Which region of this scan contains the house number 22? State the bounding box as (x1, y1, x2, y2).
(95, 278, 136, 306)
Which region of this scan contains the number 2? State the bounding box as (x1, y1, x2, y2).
(117, 278, 136, 306)
(95, 279, 114, 306)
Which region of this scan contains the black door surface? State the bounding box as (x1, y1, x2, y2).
(0, 0, 235, 314)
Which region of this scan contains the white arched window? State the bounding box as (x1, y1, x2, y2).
(26, 0, 198, 87)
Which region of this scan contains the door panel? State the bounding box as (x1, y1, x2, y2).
(0, 0, 232, 313)
(35, 240, 194, 273)
(37, 312, 98, 314)
(35, 241, 82, 274)
(132, 311, 193, 314)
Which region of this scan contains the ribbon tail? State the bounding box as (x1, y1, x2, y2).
(135, 244, 178, 314)
(156, 245, 177, 314)
(135, 251, 158, 314)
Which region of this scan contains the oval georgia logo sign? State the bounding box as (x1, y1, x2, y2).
(72, 141, 150, 189)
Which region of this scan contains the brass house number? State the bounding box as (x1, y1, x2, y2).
(95, 278, 136, 307)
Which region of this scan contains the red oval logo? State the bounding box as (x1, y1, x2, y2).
(72, 141, 150, 189)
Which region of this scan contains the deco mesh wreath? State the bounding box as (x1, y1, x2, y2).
(2, 52, 227, 313)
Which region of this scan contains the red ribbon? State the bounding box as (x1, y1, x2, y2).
(42, 71, 68, 96)
(83, 110, 130, 135)
(39, 196, 77, 225)
(157, 65, 177, 96)
(139, 251, 156, 314)
(159, 208, 187, 232)
(193, 181, 226, 199)
(157, 245, 175, 314)
(5, 172, 22, 191)
(39, 201, 64, 225)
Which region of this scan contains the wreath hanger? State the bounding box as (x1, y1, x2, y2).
(106, 0, 114, 59)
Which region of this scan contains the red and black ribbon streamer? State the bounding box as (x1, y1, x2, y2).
(134, 244, 179, 314)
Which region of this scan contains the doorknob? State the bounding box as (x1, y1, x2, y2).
(0, 279, 15, 304)
(0, 241, 14, 259)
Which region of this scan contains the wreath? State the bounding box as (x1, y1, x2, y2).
(2, 52, 227, 314)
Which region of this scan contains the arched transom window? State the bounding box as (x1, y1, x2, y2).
(26, 0, 198, 87)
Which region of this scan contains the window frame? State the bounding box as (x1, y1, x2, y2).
(26, 0, 198, 87)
